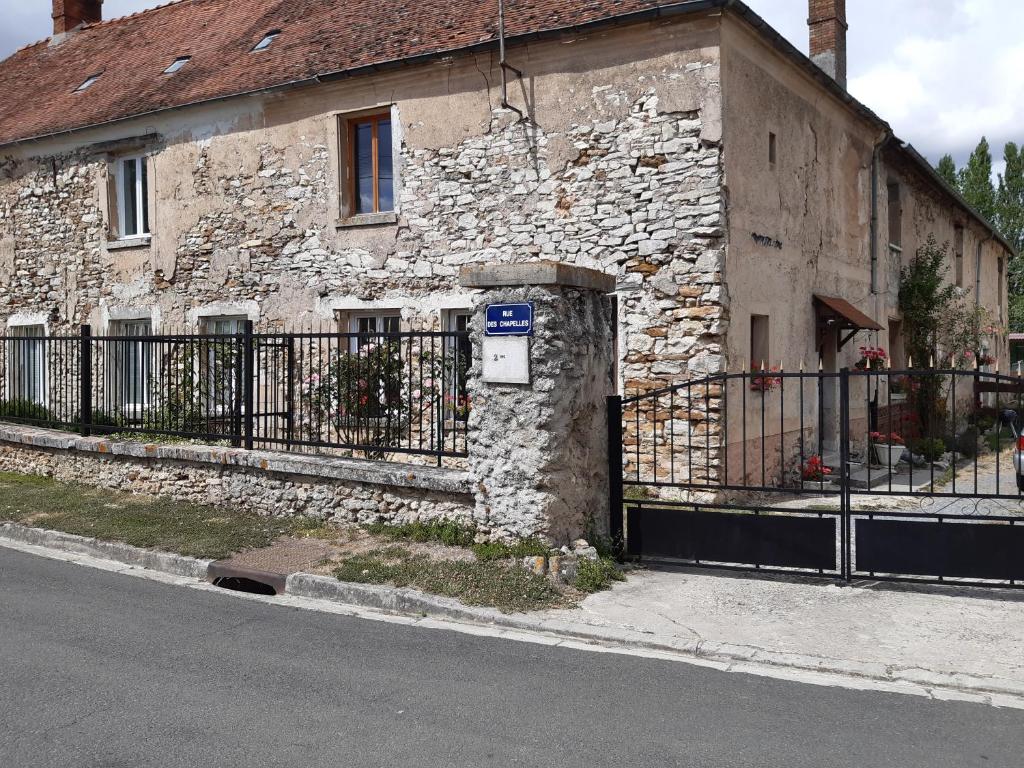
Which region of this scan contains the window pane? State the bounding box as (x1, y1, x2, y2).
(208, 317, 245, 335)
(381, 315, 400, 334)
(377, 119, 393, 212)
(141, 159, 150, 234)
(9, 325, 46, 404)
(123, 159, 138, 236)
(114, 320, 151, 406)
(354, 122, 374, 214)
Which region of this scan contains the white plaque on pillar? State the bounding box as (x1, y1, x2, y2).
(481, 336, 530, 384)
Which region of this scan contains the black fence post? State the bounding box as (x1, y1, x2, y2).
(285, 334, 295, 450)
(242, 319, 255, 450)
(839, 368, 852, 582)
(80, 324, 92, 437)
(606, 394, 625, 557)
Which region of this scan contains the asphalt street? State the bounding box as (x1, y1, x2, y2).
(1, 547, 1021, 768)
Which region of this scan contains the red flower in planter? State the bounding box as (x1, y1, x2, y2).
(802, 455, 832, 482)
(750, 364, 782, 392)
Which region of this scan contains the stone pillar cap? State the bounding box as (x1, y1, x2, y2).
(459, 261, 616, 292)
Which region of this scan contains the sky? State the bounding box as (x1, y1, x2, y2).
(1, 0, 1020, 177)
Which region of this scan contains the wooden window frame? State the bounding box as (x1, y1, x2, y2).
(346, 113, 393, 216)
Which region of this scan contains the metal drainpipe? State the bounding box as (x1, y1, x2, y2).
(869, 131, 891, 296)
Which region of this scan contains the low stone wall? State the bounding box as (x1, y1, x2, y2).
(0, 424, 480, 535)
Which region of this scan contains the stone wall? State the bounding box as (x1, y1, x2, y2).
(462, 268, 616, 544)
(0, 22, 728, 538)
(0, 425, 480, 534)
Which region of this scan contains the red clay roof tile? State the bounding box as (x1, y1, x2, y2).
(0, 0, 675, 147)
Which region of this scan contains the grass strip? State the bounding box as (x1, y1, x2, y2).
(333, 549, 566, 613)
(0, 471, 314, 559)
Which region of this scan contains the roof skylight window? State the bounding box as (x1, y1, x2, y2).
(163, 56, 191, 74)
(74, 73, 101, 92)
(251, 31, 281, 52)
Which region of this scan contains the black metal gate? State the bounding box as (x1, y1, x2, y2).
(608, 367, 1024, 588)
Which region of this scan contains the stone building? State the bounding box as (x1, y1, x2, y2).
(0, 0, 1014, 529)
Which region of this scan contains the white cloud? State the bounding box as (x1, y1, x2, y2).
(746, 0, 1024, 170)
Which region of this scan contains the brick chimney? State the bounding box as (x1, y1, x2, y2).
(808, 0, 847, 88)
(52, 0, 103, 35)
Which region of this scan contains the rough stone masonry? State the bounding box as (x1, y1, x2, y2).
(0, 82, 728, 541)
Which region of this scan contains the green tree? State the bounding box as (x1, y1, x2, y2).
(958, 137, 998, 223)
(936, 154, 958, 188)
(995, 142, 1024, 332)
(899, 236, 959, 439)
(997, 142, 1024, 255)
(935, 138, 1024, 332)
(899, 235, 958, 366)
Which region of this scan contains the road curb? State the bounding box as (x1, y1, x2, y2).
(3, 526, 1022, 706)
(0, 523, 211, 580)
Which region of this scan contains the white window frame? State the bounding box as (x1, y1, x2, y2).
(201, 315, 248, 416)
(443, 310, 472, 422)
(116, 154, 150, 239)
(163, 56, 190, 75)
(349, 312, 401, 352)
(108, 319, 153, 417)
(6, 325, 47, 406)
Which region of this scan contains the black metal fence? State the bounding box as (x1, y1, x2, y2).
(613, 367, 1024, 499)
(609, 367, 1024, 587)
(0, 324, 471, 462)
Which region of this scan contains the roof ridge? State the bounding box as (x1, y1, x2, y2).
(5, 38, 49, 59)
(2, 0, 198, 63)
(80, 0, 198, 32)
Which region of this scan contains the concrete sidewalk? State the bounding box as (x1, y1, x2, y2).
(546, 567, 1024, 699)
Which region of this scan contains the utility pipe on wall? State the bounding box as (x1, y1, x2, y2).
(869, 130, 892, 296)
(498, 0, 524, 118)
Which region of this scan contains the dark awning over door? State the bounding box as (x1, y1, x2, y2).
(813, 295, 884, 331)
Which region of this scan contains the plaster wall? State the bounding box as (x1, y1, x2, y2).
(718, 15, 1010, 485)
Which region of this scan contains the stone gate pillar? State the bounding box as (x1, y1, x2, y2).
(459, 262, 616, 545)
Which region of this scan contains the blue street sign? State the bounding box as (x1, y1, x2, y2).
(485, 303, 533, 336)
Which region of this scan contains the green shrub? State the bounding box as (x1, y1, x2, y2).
(954, 427, 978, 459)
(573, 557, 625, 593)
(911, 437, 946, 462)
(0, 399, 51, 422)
(89, 410, 126, 429)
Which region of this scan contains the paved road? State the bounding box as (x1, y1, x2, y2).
(1, 548, 1022, 768)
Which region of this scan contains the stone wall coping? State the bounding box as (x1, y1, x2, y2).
(0, 423, 472, 495)
(458, 261, 616, 292)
